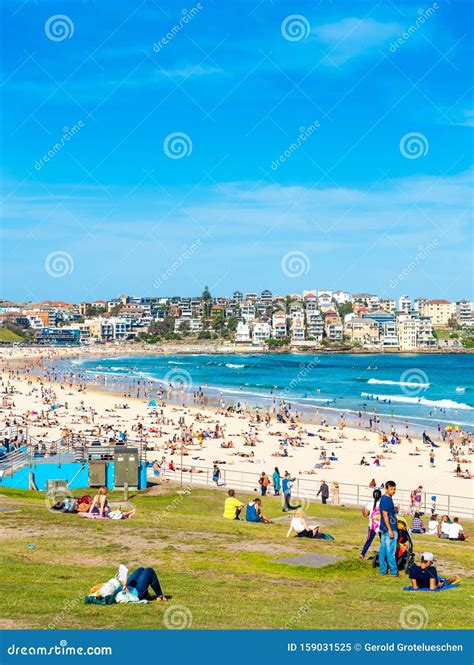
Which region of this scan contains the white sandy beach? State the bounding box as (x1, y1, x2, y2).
(0, 346, 472, 509)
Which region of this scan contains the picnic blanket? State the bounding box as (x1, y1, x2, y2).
(403, 584, 460, 592)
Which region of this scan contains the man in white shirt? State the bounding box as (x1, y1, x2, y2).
(448, 517, 468, 541)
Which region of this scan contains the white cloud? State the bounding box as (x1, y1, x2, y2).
(314, 17, 403, 65)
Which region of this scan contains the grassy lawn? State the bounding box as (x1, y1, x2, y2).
(0, 328, 24, 343)
(0, 485, 472, 630)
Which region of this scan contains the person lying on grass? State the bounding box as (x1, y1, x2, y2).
(86, 565, 167, 604)
(408, 552, 460, 590)
(286, 509, 334, 540)
(245, 498, 274, 523)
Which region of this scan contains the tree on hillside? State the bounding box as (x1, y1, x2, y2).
(337, 302, 353, 318)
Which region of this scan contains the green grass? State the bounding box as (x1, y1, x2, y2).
(0, 328, 24, 342)
(0, 485, 472, 630)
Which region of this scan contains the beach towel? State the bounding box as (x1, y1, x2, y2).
(78, 512, 110, 520)
(403, 584, 460, 592)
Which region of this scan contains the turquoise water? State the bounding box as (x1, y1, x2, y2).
(70, 353, 474, 429)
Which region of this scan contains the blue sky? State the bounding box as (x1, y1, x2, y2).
(1, 0, 472, 302)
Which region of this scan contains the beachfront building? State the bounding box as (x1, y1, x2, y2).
(380, 321, 399, 349)
(324, 312, 343, 342)
(252, 321, 271, 345)
(362, 310, 395, 333)
(417, 317, 437, 349)
(272, 312, 288, 339)
(85, 317, 130, 342)
(306, 312, 324, 341)
(422, 299, 451, 327)
(174, 318, 203, 335)
(344, 318, 379, 347)
(454, 300, 474, 327)
(397, 316, 418, 351)
(291, 316, 305, 341)
(235, 322, 251, 343)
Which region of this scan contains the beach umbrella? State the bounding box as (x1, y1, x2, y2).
(147, 399, 157, 407)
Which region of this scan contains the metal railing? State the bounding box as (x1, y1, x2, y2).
(0, 433, 146, 475)
(158, 464, 473, 520)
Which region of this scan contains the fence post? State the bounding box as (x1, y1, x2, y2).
(123, 482, 129, 501)
(448, 494, 450, 515)
(356, 484, 360, 505)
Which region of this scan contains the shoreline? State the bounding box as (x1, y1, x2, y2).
(1, 346, 473, 503)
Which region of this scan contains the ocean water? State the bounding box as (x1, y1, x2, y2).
(67, 353, 474, 429)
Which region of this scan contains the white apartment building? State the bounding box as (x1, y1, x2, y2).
(174, 318, 203, 334)
(252, 321, 271, 345)
(380, 321, 398, 349)
(333, 290, 351, 305)
(398, 295, 412, 314)
(306, 312, 324, 340)
(235, 322, 251, 343)
(240, 301, 256, 322)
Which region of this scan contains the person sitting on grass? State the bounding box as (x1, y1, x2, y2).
(411, 512, 426, 534)
(286, 508, 333, 540)
(223, 489, 243, 520)
(90, 486, 109, 517)
(245, 498, 273, 524)
(408, 552, 460, 590)
(448, 517, 468, 541)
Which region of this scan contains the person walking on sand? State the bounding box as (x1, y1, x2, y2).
(379, 480, 398, 577)
(317, 480, 329, 505)
(212, 464, 221, 486)
(429, 450, 436, 468)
